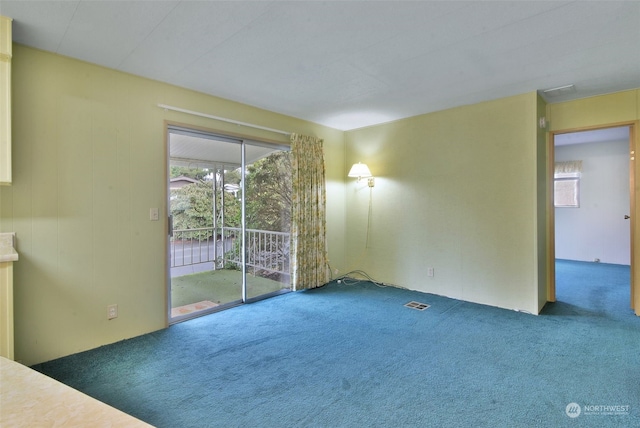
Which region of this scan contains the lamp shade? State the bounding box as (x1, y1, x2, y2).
(348, 162, 372, 178)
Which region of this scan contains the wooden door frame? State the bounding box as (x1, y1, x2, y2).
(547, 121, 639, 314)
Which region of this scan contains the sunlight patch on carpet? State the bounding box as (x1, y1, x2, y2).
(171, 300, 219, 317)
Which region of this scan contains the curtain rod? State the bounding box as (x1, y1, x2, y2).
(157, 104, 291, 136)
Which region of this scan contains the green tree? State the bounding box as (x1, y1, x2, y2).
(171, 180, 214, 239)
(221, 168, 242, 228)
(170, 167, 242, 238)
(245, 151, 292, 232)
(170, 151, 291, 238)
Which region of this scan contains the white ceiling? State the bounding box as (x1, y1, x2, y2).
(1, 1, 639, 131)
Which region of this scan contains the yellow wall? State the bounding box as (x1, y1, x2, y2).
(0, 45, 345, 366)
(547, 90, 639, 132)
(344, 93, 542, 314)
(536, 94, 549, 312)
(547, 89, 640, 313)
(7, 43, 636, 365)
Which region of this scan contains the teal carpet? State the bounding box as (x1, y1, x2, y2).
(33, 260, 639, 427)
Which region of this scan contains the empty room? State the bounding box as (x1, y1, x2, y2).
(1, 1, 639, 427)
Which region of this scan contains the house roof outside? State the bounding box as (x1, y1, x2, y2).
(169, 176, 199, 190)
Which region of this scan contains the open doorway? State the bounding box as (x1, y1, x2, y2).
(552, 125, 632, 309)
(167, 125, 292, 323)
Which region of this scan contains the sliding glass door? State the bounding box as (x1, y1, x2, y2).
(243, 147, 292, 300)
(167, 126, 290, 322)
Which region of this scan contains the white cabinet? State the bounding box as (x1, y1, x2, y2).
(0, 233, 17, 360)
(0, 16, 12, 185)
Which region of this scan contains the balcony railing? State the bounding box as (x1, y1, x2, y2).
(170, 227, 290, 278)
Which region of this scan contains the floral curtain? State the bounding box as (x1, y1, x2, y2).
(290, 133, 329, 290)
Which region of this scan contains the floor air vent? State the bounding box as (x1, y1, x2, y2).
(404, 301, 430, 311)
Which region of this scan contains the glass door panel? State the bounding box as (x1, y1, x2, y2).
(167, 126, 292, 322)
(244, 146, 292, 300)
(168, 128, 243, 322)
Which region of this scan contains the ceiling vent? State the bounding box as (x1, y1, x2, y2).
(542, 84, 576, 98)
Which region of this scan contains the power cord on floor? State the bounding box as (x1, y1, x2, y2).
(327, 264, 406, 290)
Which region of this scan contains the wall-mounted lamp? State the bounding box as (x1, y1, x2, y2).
(348, 162, 375, 187)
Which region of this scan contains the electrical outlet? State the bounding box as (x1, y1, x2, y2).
(427, 267, 434, 277)
(149, 208, 159, 221)
(107, 304, 118, 320)
(334, 268, 339, 276)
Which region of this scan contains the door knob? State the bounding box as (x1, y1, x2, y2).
(625, 215, 630, 219)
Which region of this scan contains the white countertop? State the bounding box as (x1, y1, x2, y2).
(0, 357, 154, 427)
(0, 233, 18, 262)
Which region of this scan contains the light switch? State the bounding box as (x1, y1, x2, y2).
(150, 208, 159, 221)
